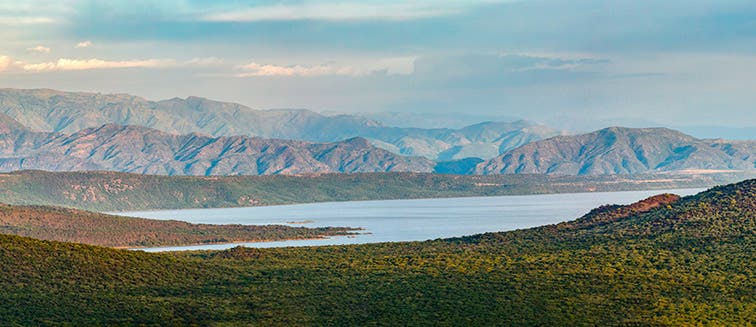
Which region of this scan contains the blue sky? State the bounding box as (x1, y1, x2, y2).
(1, 0, 755, 128)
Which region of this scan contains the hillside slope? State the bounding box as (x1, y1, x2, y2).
(0, 204, 358, 247)
(476, 126, 756, 175)
(0, 180, 752, 325)
(0, 118, 435, 175)
(0, 88, 561, 159)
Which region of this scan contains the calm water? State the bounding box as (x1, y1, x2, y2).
(116, 188, 703, 252)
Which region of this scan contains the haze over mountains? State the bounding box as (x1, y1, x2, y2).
(0, 116, 434, 175)
(0, 88, 753, 176)
(0, 89, 561, 160)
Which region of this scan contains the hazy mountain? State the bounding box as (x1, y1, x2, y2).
(475, 127, 756, 175)
(0, 118, 434, 176)
(674, 125, 756, 140)
(0, 89, 561, 160)
(358, 111, 521, 129)
(542, 114, 756, 141)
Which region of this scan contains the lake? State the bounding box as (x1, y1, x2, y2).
(117, 188, 703, 252)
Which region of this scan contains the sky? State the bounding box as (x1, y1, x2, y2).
(1, 0, 755, 129)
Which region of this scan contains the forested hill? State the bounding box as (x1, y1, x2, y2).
(0, 180, 752, 325)
(0, 204, 359, 248)
(0, 170, 748, 211)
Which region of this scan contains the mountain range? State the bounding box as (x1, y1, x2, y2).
(475, 127, 756, 175)
(0, 88, 753, 176)
(0, 115, 434, 175)
(0, 88, 561, 160)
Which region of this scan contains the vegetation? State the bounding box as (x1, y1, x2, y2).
(0, 170, 749, 211)
(0, 179, 753, 325)
(0, 204, 359, 247)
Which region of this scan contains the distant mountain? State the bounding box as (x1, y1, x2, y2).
(363, 120, 561, 160)
(359, 111, 520, 129)
(0, 89, 561, 160)
(475, 127, 756, 175)
(0, 118, 434, 175)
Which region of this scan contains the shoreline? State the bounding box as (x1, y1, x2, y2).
(107, 184, 715, 214)
(118, 231, 364, 250)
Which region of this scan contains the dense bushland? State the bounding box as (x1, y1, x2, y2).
(0, 170, 746, 211)
(0, 179, 752, 325)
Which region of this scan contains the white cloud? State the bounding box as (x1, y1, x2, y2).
(202, 1, 508, 22)
(0, 16, 56, 25)
(235, 57, 415, 77)
(23, 58, 176, 72)
(20, 56, 226, 72)
(237, 62, 357, 77)
(0, 56, 11, 71)
(26, 45, 51, 53)
(74, 41, 92, 48)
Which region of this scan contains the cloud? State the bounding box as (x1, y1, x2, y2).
(236, 63, 351, 77)
(0, 16, 56, 25)
(0, 56, 10, 71)
(23, 58, 175, 72)
(413, 53, 608, 78)
(202, 1, 505, 22)
(26, 45, 51, 53)
(235, 57, 415, 77)
(74, 41, 92, 48)
(20, 57, 226, 72)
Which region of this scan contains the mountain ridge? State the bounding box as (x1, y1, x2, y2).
(475, 126, 756, 175)
(0, 117, 435, 175)
(0, 88, 562, 160)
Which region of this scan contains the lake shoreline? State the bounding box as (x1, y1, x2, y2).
(120, 232, 363, 251)
(128, 188, 704, 252)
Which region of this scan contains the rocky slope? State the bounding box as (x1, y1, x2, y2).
(0, 117, 434, 175)
(475, 127, 756, 175)
(0, 88, 561, 159)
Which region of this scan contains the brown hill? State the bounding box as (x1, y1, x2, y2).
(476, 127, 756, 175)
(0, 121, 434, 175)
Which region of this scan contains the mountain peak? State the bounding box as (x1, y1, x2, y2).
(476, 126, 755, 175)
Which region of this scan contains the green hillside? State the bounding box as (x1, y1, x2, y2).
(0, 170, 748, 211)
(0, 180, 753, 325)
